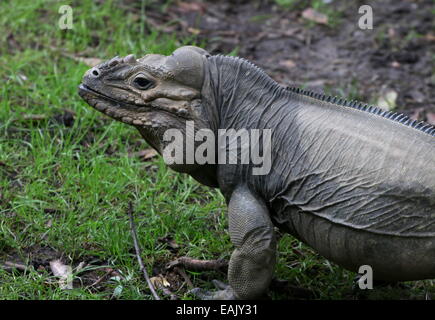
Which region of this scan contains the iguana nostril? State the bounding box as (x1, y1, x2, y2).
(91, 68, 100, 77)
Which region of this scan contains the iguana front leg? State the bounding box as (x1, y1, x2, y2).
(191, 186, 277, 299)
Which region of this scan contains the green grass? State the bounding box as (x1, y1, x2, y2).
(0, 0, 433, 300)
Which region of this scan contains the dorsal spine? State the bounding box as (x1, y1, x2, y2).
(286, 86, 435, 137)
(210, 54, 435, 137)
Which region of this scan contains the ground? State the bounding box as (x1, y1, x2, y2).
(0, 0, 434, 300)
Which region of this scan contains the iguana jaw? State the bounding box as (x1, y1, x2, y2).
(78, 83, 190, 127)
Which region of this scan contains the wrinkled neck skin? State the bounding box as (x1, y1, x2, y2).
(202, 56, 290, 198)
(204, 55, 286, 132)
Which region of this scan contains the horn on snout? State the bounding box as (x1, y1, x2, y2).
(108, 56, 121, 67)
(123, 54, 136, 63)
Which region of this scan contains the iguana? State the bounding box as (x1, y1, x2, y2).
(78, 46, 435, 299)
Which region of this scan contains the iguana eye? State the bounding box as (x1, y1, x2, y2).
(133, 76, 154, 90)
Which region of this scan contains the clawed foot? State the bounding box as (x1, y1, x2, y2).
(190, 279, 237, 300)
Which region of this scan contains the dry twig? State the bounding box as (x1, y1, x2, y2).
(166, 257, 228, 272)
(87, 268, 115, 288)
(127, 202, 160, 300)
(174, 266, 193, 288)
(1, 261, 29, 272)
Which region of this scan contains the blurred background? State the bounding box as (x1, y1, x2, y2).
(0, 0, 434, 300)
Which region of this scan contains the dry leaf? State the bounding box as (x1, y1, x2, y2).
(424, 33, 435, 41)
(75, 261, 86, 273)
(136, 148, 158, 161)
(410, 107, 424, 121)
(187, 27, 201, 35)
(177, 1, 206, 13)
(17, 73, 28, 82)
(73, 57, 103, 67)
(150, 275, 171, 288)
(280, 59, 296, 69)
(49, 46, 103, 67)
(129, 13, 140, 22)
(377, 90, 398, 110)
(158, 235, 180, 251)
(50, 259, 73, 290)
(302, 8, 328, 25)
(13, 114, 48, 122)
(391, 61, 400, 68)
(426, 112, 435, 125)
(4, 261, 28, 271)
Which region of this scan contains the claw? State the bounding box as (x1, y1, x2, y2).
(212, 279, 230, 290)
(189, 287, 214, 300)
(189, 282, 237, 300)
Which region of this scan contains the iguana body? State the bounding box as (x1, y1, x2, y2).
(79, 46, 435, 299)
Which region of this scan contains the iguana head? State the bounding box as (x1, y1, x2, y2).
(78, 46, 218, 186)
(78, 46, 211, 148)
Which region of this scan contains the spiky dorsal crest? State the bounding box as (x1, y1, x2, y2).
(209, 54, 435, 137)
(286, 86, 435, 137)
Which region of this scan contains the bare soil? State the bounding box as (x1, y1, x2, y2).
(147, 0, 435, 121)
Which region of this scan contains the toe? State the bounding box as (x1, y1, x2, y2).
(189, 286, 237, 300)
(212, 279, 229, 290)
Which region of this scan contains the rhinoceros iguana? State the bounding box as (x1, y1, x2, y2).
(78, 46, 435, 299)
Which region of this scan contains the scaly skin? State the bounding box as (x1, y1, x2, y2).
(79, 46, 435, 299)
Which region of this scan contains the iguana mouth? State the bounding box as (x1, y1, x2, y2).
(78, 83, 147, 113)
(78, 84, 191, 124)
